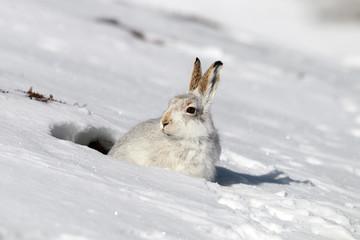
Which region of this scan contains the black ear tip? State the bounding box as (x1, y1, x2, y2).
(214, 61, 223, 67)
(195, 57, 200, 63)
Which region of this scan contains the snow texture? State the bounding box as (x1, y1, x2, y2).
(0, 0, 360, 239)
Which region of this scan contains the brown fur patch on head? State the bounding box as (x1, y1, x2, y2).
(161, 111, 172, 125)
(178, 99, 196, 110)
(186, 101, 193, 106)
(189, 58, 202, 91)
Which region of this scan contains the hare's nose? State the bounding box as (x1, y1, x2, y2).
(162, 122, 169, 128)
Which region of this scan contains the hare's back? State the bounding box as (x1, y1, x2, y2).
(108, 118, 163, 163)
(122, 118, 161, 141)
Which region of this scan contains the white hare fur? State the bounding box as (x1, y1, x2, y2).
(108, 58, 223, 181)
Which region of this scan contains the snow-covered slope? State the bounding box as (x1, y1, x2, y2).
(1, 0, 359, 239)
(127, 0, 360, 70)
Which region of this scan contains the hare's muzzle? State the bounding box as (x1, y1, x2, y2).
(161, 111, 172, 128)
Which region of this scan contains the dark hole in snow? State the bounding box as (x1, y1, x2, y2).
(50, 123, 116, 155)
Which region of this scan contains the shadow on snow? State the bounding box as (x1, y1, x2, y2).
(215, 166, 314, 186)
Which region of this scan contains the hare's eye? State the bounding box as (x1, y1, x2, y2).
(186, 107, 196, 114)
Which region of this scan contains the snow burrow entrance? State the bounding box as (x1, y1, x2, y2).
(50, 123, 116, 154)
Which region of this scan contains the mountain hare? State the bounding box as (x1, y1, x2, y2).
(108, 58, 223, 181)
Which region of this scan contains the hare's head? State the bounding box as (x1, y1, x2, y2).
(160, 58, 223, 138)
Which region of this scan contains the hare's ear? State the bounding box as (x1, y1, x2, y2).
(188, 58, 202, 92)
(197, 61, 223, 110)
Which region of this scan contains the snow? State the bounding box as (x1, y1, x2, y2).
(127, 0, 360, 70)
(1, 0, 360, 239)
